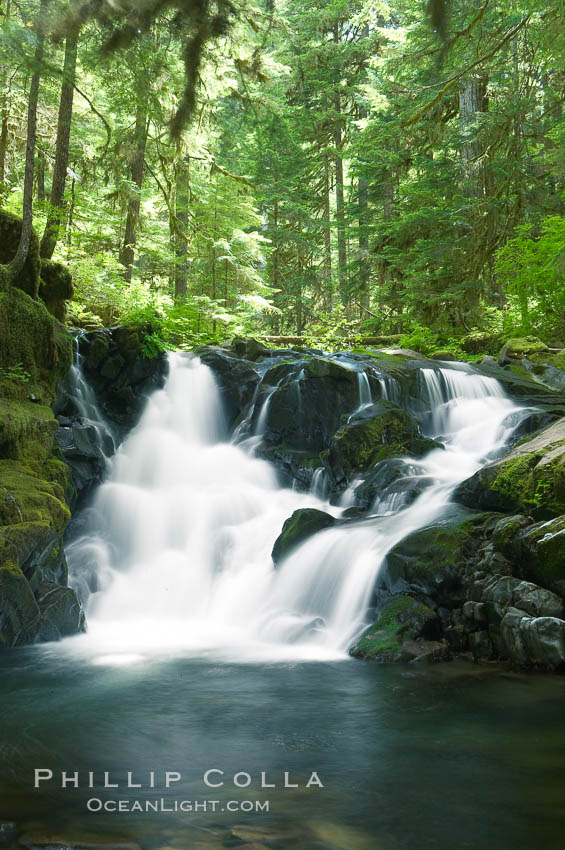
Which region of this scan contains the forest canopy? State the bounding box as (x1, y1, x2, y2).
(0, 0, 564, 353)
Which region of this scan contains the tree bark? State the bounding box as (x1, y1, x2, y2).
(174, 154, 189, 299)
(40, 22, 79, 259)
(8, 0, 49, 285)
(36, 149, 46, 201)
(323, 154, 332, 311)
(119, 71, 149, 282)
(0, 0, 12, 197)
(333, 25, 347, 307)
(459, 75, 488, 199)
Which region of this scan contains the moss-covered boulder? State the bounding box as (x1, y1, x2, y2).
(517, 516, 565, 597)
(0, 287, 72, 403)
(455, 417, 565, 519)
(271, 508, 335, 565)
(0, 282, 84, 647)
(326, 402, 441, 489)
(379, 509, 488, 604)
(39, 260, 74, 322)
(498, 337, 549, 365)
(0, 210, 40, 298)
(349, 595, 443, 662)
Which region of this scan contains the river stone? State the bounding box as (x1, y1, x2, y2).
(271, 508, 335, 565)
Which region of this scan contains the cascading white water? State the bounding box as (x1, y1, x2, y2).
(65, 353, 527, 663)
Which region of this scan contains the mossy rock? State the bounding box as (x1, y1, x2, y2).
(0, 461, 70, 530)
(0, 210, 40, 298)
(455, 417, 565, 519)
(350, 595, 439, 661)
(0, 399, 59, 461)
(519, 516, 565, 595)
(498, 337, 549, 365)
(0, 286, 72, 403)
(380, 508, 489, 604)
(39, 259, 73, 322)
(328, 401, 441, 482)
(271, 508, 335, 565)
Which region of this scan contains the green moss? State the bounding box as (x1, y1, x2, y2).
(0, 210, 40, 298)
(39, 260, 74, 322)
(0, 286, 72, 402)
(489, 450, 565, 519)
(0, 461, 70, 530)
(503, 337, 549, 358)
(0, 399, 59, 461)
(350, 595, 437, 660)
(330, 402, 440, 476)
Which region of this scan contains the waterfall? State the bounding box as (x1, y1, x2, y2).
(65, 353, 526, 663)
(66, 334, 116, 459)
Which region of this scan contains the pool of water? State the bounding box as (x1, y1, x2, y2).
(1, 648, 565, 850)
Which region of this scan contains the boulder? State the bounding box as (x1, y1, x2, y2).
(454, 416, 565, 518)
(378, 508, 487, 605)
(498, 337, 549, 365)
(197, 346, 260, 428)
(326, 402, 441, 490)
(349, 595, 442, 662)
(271, 508, 336, 565)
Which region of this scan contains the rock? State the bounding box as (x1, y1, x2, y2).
(454, 416, 565, 518)
(518, 516, 565, 595)
(378, 508, 487, 605)
(429, 350, 459, 361)
(39, 260, 73, 322)
(0, 561, 41, 646)
(262, 356, 360, 452)
(197, 347, 260, 429)
(36, 582, 86, 640)
(227, 336, 271, 361)
(271, 508, 335, 565)
(325, 401, 441, 489)
(520, 357, 565, 393)
(498, 337, 549, 366)
(350, 594, 441, 661)
(0, 822, 17, 848)
(19, 832, 140, 850)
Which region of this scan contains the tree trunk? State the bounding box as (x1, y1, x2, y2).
(333, 25, 347, 306)
(174, 154, 189, 299)
(459, 75, 487, 199)
(0, 0, 12, 197)
(323, 154, 332, 311)
(36, 149, 46, 201)
(40, 22, 79, 259)
(8, 0, 49, 285)
(119, 73, 149, 282)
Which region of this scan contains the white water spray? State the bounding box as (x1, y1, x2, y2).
(66, 353, 526, 662)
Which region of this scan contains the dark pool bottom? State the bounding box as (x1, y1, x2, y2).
(1, 648, 564, 850)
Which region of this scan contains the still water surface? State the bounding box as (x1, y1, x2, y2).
(1, 650, 564, 850)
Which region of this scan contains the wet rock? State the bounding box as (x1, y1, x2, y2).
(36, 582, 86, 640)
(272, 508, 336, 565)
(0, 823, 16, 848)
(197, 347, 260, 428)
(325, 402, 441, 490)
(454, 416, 565, 518)
(262, 357, 360, 452)
(518, 516, 565, 596)
(350, 594, 440, 661)
(377, 508, 487, 605)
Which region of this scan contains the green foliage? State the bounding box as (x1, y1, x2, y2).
(0, 364, 31, 384)
(496, 216, 565, 341)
